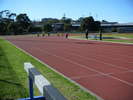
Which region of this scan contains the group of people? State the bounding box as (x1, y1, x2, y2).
(56, 33, 69, 38)
(37, 32, 69, 39)
(85, 29, 99, 40)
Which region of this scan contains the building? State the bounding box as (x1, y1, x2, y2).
(101, 22, 133, 33)
(52, 23, 64, 32)
(32, 21, 43, 27)
(71, 22, 133, 33)
(32, 19, 133, 33)
(71, 22, 81, 31)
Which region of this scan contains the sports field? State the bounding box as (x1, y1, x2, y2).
(70, 33, 133, 43)
(0, 37, 96, 100)
(4, 35, 133, 100)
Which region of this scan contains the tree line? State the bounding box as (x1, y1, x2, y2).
(0, 10, 101, 35)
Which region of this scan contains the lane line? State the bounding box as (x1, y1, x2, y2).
(69, 38, 133, 59)
(39, 39, 133, 64)
(42, 47, 132, 71)
(71, 70, 133, 80)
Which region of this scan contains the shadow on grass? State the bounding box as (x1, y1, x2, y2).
(0, 45, 28, 99)
(0, 79, 23, 86)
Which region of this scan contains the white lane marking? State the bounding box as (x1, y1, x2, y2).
(7, 37, 133, 87)
(43, 47, 131, 71)
(71, 70, 133, 80)
(36, 48, 133, 87)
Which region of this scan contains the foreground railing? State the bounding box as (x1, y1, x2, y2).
(19, 62, 67, 100)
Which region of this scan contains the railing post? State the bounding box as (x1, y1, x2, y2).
(29, 75, 34, 100)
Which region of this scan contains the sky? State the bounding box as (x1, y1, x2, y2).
(0, 0, 133, 23)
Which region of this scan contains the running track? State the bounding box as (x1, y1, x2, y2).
(5, 36, 133, 100)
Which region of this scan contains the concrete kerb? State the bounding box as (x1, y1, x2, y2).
(6, 39, 104, 100)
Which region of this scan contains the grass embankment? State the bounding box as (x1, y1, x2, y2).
(0, 39, 29, 100)
(0, 38, 97, 100)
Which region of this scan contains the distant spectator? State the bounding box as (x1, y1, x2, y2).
(48, 32, 50, 36)
(42, 33, 45, 37)
(57, 33, 60, 37)
(37, 33, 39, 37)
(65, 33, 69, 39)
(85, 29, 89, 39)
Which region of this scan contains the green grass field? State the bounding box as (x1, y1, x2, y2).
(69, 33, 133, 43)
(102, 39, 133, 43)
(0, 39, 28, 99)
(102, 33, 133, 38)
(0, 38, 97, 100)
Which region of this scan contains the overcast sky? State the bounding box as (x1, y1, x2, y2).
(0, 0, 133, 23)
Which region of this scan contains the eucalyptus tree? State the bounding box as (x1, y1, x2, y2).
(16, 13, 31, 34)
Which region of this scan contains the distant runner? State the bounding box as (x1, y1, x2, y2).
(65, 33, 69, 39)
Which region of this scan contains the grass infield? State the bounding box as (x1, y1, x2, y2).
(0, 38, 97, 100)
(70, 33, 133, 43)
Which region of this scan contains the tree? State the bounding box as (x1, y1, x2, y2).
(0, 18, 14, 35)
(81, 16, 94, 31)
(29, 26, 42, 33)
(102, 20, 108, 23)
(6, 13, 16, 35)
(16, 13, 31, 33)
(92, 21, 101, 32)
(81, 16, 101, 32)
(61, 17, 72, 24)
(64, 23, 72, 32)
(0, 10, 10, 18)
(43, 24, 52, 32)
(77, 17, 84, 22)
(0, 10, 32, 35)
(60, 16, 72, 32)
(42, 18, 59, 25)
(8, 13, 16, 20)
(7, 22, 15, 34)
(0, 21, 7, 34)
(0, 10, 17, 35)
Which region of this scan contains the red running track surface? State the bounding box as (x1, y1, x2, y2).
(5, 36, 133, 100)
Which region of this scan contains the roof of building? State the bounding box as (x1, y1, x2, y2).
(101, 23, 133, 27)
(72, 22, 133, 27)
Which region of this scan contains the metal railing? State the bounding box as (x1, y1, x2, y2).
(19, 62, 67, 100)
